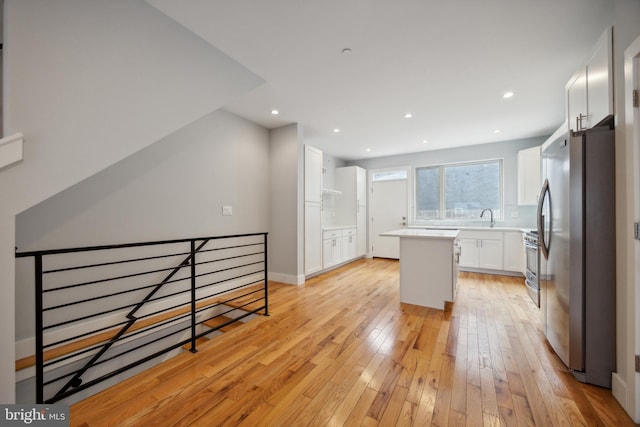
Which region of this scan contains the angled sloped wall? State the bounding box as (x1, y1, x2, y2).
(0, 0, 264, 403)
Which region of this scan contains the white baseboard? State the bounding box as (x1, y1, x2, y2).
(269, 271, 304, 285)
(611, 372, 628, 414)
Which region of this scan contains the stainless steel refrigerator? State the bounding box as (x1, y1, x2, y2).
(537, 116, 616, 388)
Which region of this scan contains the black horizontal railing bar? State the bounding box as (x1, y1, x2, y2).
(43, 262, 193, 293)
(44, 325, 192, 388)
(194, 281, 265, 306)
(44, 313, 195, 367)
(43, 251, 262, 296)
(43, 279, 190, 312)
(198, 242, 264, 254)
(44, 238, 212, 326)
(43, 311, 194, 368)
(195, 250, 265, 266)
(44, 280, 193, 312)
(15, 232, 268, 258)
(194, 274, 264, 296)
(42, 249, 191, 275)
(193, 261, 264, 280)
(43, 269, 264, 329)
(193, 275, 264, 299)
(44, 284, 192, 329)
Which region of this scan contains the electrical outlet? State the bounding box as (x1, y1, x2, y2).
(222, 206, 233, 216)
(510, 211, 519, 218)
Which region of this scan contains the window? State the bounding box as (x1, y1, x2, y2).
(415, 160, 502, 220)
(372, 170, 407, 182)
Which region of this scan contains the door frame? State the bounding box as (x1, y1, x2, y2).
(621, 34, 640, 422)
(367, 166, 411, 258)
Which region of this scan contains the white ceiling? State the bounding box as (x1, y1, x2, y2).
(147, 0, 613, 160)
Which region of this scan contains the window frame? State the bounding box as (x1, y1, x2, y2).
(413, 158, 504, 223)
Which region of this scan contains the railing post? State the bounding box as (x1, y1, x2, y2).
(189, 240, 198, 353)
(263, 233, 269, 316)
(34, 254, 44, 403)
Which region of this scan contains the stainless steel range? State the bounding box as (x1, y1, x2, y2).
(523, 230, 539, 307)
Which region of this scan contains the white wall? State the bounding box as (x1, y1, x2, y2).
(269, 124, 303, 284)
(2, 0, 263, 216)
(348, 136, 545, 227)
(0, 0, 264, 402)
(15, 109, 270, 343)
(612, 0, 640, 421)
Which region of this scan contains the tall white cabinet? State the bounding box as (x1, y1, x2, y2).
(336, 166, 368, 257)
(304, 145, 323, 275)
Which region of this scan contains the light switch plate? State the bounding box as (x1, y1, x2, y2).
(222, 206, 233, 216)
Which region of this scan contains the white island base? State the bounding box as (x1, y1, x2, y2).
(380, 229, 460, 310)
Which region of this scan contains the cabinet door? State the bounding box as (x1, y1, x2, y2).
(503, 232, 524, 273)
(305, 202, 323, 274)
(586, 29, 613, 127)
(356, 207, 367, 256)
(356, 167, 367, 206)
(304, 145, 323, 203)
(517, 146, 541, 206)
(478, 239, 503, 270)
(342, 234, 357, 261)
(458, 238, 479, 268)
(331, 238, 343, 266)
(322, 238, 334, 269)
(567, 70, 588, 132)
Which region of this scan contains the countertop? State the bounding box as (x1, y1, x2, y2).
(414, 226, 532, 233)
(380, 229, 460, 240)
(323, 225, 357, 231)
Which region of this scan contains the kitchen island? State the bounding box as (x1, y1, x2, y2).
(380, 229, 460, 310)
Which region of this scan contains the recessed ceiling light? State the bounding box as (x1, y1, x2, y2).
(404, 113, 413, 119)
(503, 91, 514, 99)
(494, 129, 502, 134)
(422, 140, 429, 144)
(271, 109, 279, 115)
(333, 128, 340, 133)
(365, 148, 371, 152)
(341, 48, 352, 55)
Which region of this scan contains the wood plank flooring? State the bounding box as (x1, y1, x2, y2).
(70, 258, 637, 426)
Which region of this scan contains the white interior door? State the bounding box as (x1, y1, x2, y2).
(370, 176, 408, 259)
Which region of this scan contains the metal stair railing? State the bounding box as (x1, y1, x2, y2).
(15, 232, 269, 404)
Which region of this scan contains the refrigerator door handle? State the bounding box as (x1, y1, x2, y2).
(537, 179, 551, 259)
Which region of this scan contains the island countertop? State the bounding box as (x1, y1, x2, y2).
(380, 229, 459, 240)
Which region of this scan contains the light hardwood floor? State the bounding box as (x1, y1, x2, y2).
(70, 258, 637, 426)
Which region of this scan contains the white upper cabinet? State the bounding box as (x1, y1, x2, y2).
(517, 145, 541, 206)
(566, 27, 613, 132)
(336, 166, 368, 257)
(304, 145, 323, 203)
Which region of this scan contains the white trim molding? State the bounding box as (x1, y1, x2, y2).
(0, 133, 24, 170)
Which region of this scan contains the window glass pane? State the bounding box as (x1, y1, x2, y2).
(443, 162, 501, 219)
(372, 170, 407, 182)
(415, 167, 440, 219)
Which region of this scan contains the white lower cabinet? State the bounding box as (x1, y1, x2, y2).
(323, 227, 358, 269)
(304, 201, 323, 275)
(503, 231, 525, 273)
(457, 231, 504, 270)
(342, 228, 357, 260)
(323, 229, 343, 269)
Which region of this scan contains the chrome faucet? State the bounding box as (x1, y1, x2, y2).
(480, 208, 495, 227)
